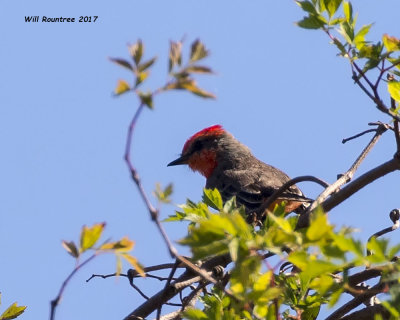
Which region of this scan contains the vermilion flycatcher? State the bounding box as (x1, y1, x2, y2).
(168, 125, 310, 223)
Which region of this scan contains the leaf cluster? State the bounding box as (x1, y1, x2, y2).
(167, 189, 400, 319)
(296, 0, 400, 113)
(62, 222, 144, 276)
(110, 38, 216, 110)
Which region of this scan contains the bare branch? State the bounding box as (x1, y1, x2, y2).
(123, 254, 231, 320)
(157, 283, 204, 320)
(298, 157, 400, 228)
(50, 253, 97, 320)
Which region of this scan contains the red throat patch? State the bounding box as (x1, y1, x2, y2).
(182, 125, 225, 154)
(188, 149, 218, 178)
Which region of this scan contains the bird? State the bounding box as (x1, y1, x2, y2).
(168, 125, 311, 224)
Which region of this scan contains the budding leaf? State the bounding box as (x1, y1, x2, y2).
(80, 222, 106, 252)
(114, 79, 131, 96)
(383, 34, 400, 52)
(109, 57, 134, 71)
(121, 253, 145, 277)
(190, 39, 209, 62)
(129, 40, 143, 65)
(62, 240, 80, 258)
(343, 1, 353, 24)
(202, 188, 223, 210)
(134, 71, 149, 88)
(0, 302, 27, 320)
(324, 0, 342, 18)
(100, 236, 135, 252)
(138, 91, 153, 109)
(169, 40, 182, 72)
(138, 57, 157, 72)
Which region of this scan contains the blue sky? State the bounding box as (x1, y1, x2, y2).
(1, 1, 399, 319)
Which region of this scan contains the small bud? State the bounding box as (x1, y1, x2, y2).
(390, 209, 400, 224)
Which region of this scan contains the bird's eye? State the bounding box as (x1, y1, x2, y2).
(191, 140, 203, 152)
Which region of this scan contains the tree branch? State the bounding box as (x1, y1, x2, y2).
(339, 304, 391, 320)
(123, 254, 231, 320)
(298, 156, 400, 228)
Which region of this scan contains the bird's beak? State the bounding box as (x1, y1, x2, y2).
(167, 154, 189, 166)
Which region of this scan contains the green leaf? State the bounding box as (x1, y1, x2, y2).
(183, 308, 208, 320)
(138, 57, 157, 72)
(288, 251, 308, 270)
(138, 91, 153, 109)
(253, 271, 272, 291)
(268, 214, 293, 233)
(109, 57, 133, 71)
(0, 303, 27, 320)
(339, 21, 354, 44)
(343, 1, 352, 24)
(383, 34, 400, 52)
(228, 237, 239, 262)
(354, 24, 372, 50)
(190, 39, 209, 62)
(332, 233, 364, 257)
(80, 222, 105, 252)
(202, 188, 223, 210)
(332, 38, 347, 55)
(324, 0, 342, 18)
(381, 301, 400, 318)
(388, 81, 400, 102)
(114, 79, 131, 96)
(296, 1, 318, 15)
(297, 15, 326, 29)
(328, 288, 343, 307)
(61, 240, 80, 258)
(306, 207, 332, 241)
(129, 40, 143, 65)
(223, 196, 237, 213)
(301, 305, 320, 320)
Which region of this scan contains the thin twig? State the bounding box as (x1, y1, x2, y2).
(342, 129, 377, 144)
(256, 175, 329, 221)
(123, 254, 231, 320)
(157, 283, 204, 320)
(50, 253, 98, 320)
(325, 282, 388, 320)
(157, 260, 180, 320)
(86, 263, 184, 283)
(307, 124, 388, 212)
